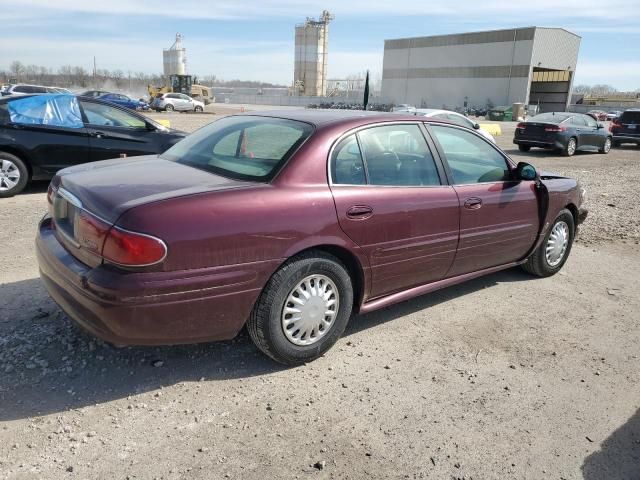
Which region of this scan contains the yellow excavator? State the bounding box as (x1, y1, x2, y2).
(148, 75, 214, 105)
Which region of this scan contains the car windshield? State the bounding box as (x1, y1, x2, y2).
(161, 116, 313, 182)
(529, 112, 571, 123)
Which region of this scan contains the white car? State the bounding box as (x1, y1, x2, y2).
(0, 84, 72, 96)
(412, 109, 496, 143)
(151, 93, 204, 112)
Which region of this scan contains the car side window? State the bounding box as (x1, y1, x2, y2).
(584, 115, 597, 128)
(357, 124, 441, 186)
(430, 125, 509, 184)
(446, 113, 473, 128)
(181, 94, 191, 101)
(80, 101, 146, 129)
(570, 116, 587, 127)
(331, 135, 366, 185)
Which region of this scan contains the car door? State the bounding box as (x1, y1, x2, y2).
(79, 99, 161, 161)
(427, 124, 539, 276)
(567, 115, 590, 147)
(329, 123, 460, 299)
(180, 94, 194, 111)
(3, 95, 90, 173)
(582, 114, 602, 147)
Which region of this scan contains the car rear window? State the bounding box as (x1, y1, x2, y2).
(161, 116, 313, 182)
(529, 112, 571, 123)
(620, 111, 640, 123)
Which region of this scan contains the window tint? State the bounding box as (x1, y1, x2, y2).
(569, 116, 587, 126)
(583, 115, 597, 128)
(357, 124, 440, 186)
(446, 113, 473, 128)
(161, 116, 313, 182)
(13, 86, 30, 93)
(81, 101, 146, 128)
(431, 125, 509, 184)
(621, 111, 640, 123)
(331, 135, 366, 185)
(180, 94, 191, 101)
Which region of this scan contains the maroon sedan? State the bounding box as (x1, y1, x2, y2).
(36, 111, 587, 365)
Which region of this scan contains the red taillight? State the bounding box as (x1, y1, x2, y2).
(610, 121, 622, 132)
(516, 123, 526, 130)
(102, 227, 167, 267)
(76, 210, 110, 255)
(544, 126, 566, 132)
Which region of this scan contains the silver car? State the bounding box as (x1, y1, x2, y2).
(152, 93, 204, 112)
(1, 84, 72, 96)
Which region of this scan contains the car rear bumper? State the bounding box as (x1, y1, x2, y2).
(36, 217, 281, 346)
(612, 134, 640, 143)
(514, 138, 565, 149)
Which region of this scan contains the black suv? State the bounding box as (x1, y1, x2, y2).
(611, 109, 640, 147)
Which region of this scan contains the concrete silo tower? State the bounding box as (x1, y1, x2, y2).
(163, 33, 187, 76)
(294, 10, 334, 96)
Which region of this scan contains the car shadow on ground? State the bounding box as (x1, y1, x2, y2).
(581, 408, 640, 479)
(0, 267, 533, 421)
(20, 180, 49, 195)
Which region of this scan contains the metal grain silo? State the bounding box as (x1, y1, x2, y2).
(163, 33, 187, 76)
(294, 11, 333, 97)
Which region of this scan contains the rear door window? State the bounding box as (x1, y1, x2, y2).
(331, 135, 366, 185)
(621, 111, 640, 123)
(569, 116, 587, 127)
(357, 124, 441, 186)
(80, 101, 146, 128)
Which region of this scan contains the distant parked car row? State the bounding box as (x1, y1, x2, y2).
(151, 92, 205, 112)
(0, 94, 185, 197)
(392, 107, 496, 143)
(1, 84, 72, 95)
(80, 91, 149, 111)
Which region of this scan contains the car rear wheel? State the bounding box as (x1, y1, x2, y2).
(518, 145, 531, 152)
(562, 137, 577, 157)
(247, 251, 354, 365)
(0, 152, 29, 198)
(194, 105, 203, 112)
(522, 209, 575, 277)
(599, 137, 612, 154)
(165, 104, 174, 112)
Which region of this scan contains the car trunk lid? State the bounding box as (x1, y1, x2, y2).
(53, 155, 254, 223)
(517, 122, 563, 140)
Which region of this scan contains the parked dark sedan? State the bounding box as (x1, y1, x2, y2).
(610, 109, 640, 147)
(98, 93, 149, 111)
(514, 112, 612, 156)
(0, 94, 185, 197)
(36, 111, 587, 365)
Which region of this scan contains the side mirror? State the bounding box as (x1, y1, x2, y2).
(473, 123, 480, 130)
(516, 162, 538, 181)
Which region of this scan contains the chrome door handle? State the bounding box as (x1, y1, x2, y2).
(464, 198, 483, 210)
(346, 205, 373, 219)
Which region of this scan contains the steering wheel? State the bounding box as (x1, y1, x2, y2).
(380, 150, 400, 164)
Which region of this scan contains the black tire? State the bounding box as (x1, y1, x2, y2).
(518, 145, 531, 152)
(612, 139, 620, 148)
(194, 106, 203, 113)
(599, 136, 612, 154)
(0, 152, 29, 198)
(522, 209, 575, 277)
(562, 137, 577, 157)
(165, 104, 174, 112)
(247, 251, 354, 365)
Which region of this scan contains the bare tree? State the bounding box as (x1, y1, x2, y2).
(9, 61, 25, 81)
(590, 84, 618, 96)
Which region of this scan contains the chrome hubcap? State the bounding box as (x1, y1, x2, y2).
(604, 138, 611, 152)
(281, 274, 339, 346)
(0, 159, 20, 191)
(567, 139, 576, 155)
(546, 221, 570, 267)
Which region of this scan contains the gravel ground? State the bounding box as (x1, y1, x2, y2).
(1, 109, 639, 479)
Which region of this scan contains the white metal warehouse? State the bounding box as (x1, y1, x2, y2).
(381, 27, 581, 112)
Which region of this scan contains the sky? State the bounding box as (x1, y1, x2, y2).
(2, 0, 639, 90)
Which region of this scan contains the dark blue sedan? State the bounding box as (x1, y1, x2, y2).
(97, 93, 149, 111)
(514, 112, 612, 157)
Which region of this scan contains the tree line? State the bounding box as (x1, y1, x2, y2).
(1, 61, 286, 90)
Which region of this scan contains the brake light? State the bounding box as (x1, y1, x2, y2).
(516, 123, 526, 130)
(610, 121, 622, 132)
(102, 227, 167, 267)
(76, 210, 110, 255)
(544, 126, 566, 132)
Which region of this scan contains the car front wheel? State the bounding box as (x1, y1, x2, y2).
(522, 209, 575, 277)
(194, 105, 203, 112)
(165, 104, 174, 112)
(247, 251, 354, 365)
(0, 152, 29, 198)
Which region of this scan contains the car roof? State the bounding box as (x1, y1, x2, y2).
(236, 109, 427, 129)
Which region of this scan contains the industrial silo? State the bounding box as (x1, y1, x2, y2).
(163, 33, 187, 76)
(294, 11, 333, 97)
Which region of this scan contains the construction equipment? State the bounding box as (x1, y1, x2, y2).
(148, 74, 214, 105)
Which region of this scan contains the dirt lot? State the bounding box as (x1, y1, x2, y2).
(1, 109, 639, 480)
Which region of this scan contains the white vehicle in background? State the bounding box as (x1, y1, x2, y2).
(410, 108, 496, 143)
(151, 92, 205, 112)
(0, 84, 72, 96)
(391, 104, 416, 113)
